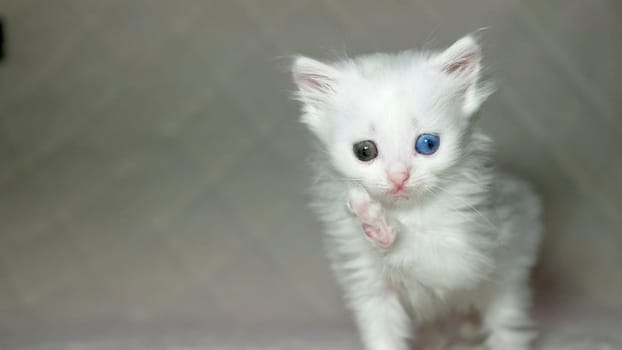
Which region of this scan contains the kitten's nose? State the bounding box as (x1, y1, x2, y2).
(387, 163, 410, 187)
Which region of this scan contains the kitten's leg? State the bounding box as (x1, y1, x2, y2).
(350, 289, 412, 350)
(454, 312, 485, 347)
(481, 281, 536, 350)
(347, 188, 396, 247)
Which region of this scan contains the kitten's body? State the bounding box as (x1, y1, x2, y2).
(292, 36, 542, 349)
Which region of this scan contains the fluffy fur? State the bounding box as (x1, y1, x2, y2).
(291, 35, 542, 350)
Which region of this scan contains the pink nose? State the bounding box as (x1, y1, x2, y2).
(387, 163, 410, 188)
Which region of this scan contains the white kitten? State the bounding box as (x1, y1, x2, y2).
(291, 35, 542, 350)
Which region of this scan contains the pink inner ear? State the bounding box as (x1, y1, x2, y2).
(296, 73, 335, 93)
(443, 52, 478, 74)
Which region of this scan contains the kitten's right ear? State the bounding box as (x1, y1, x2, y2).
(432, 35, 492, 116)
(291, 56, 340, 110)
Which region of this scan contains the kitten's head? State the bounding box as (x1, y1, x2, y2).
(292, 35, 493, 201)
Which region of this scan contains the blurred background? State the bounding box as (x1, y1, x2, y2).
(0, 1, 621, 349)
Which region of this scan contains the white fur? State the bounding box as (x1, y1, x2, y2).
(292, 35, 542, 350)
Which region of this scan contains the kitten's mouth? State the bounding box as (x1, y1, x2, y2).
(387, 186, 411, 199)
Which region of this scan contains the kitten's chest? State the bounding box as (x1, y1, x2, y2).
(390, 204, 458, 240)
(383, 206, 492, 291)
(388, 197, 486, 249)
(388, 207, 455, 257)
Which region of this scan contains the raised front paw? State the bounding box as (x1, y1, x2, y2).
(347, 188, 396, 248)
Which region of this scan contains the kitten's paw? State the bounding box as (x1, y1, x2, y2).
(347, 188, 396, 248)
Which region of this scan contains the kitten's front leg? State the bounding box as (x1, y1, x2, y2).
(347, 187, 397, 248)
(351, 291, 412, 350)
(482, 282, 536, 350)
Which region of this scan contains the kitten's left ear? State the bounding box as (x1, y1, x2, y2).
(291, 56, 340, 109)
(433, 35, 493, 116)
(291, 56, 341, 134)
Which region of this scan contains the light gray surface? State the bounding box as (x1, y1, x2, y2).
(0, 1, 621, 349)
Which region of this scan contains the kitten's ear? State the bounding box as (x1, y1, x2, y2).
(436, 35, 481, 76)
(433, 35, 492, 115)
(291, 56, 340, 109)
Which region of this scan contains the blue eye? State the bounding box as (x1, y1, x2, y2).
(415, 134, 440, 155)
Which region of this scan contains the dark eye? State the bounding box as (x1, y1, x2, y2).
(353, 140, 378, 161)
(415, 134, 440, 155)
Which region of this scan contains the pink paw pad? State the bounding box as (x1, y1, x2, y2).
(362, 223, 396, 247)
(347, 189, 396, 248)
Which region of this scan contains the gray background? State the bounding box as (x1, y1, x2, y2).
(0, 0, 621, 349)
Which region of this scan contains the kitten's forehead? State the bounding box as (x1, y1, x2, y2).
(335, 64, 455, 132)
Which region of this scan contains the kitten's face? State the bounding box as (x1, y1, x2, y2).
(327, 74, 466, 200)
(293, 36, 491, 201)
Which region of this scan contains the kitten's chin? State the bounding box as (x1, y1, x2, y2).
(387, 193, 412, 202)
(364, 186, 417, 203)
(382, 188, 414, 202)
